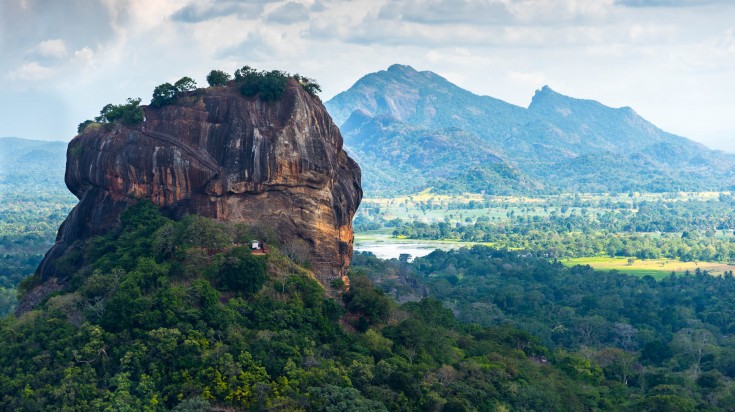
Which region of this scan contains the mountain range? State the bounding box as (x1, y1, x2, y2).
(4, 65, 733, 199)
(0, 137, 69, 195)
(326, 64, 735, 196)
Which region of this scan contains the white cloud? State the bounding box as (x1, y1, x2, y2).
(377, 0, 512, 25)
(507, 0, 614, 24)
(8, 61, 54, 81)
(74, 47, 95, 62)
(615, 0, 730, 7)
(507, 70, 548, 88)
(266, 1, 309, 24)
(718, 29, 735, 53)
(171, 0, 276, 23)
(32, 39, 67, 58)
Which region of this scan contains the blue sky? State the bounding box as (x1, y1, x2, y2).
(1, 0, 734, 151)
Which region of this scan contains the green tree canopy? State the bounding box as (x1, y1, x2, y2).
(150, 82, 178, 108)
(206, 69, 231, 87)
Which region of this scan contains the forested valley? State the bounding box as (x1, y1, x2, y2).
(0, 202, 659, 411)
(352, 247, 735, 411)
(0, 137, 76, 316)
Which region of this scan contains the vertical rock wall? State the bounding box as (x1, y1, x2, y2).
(38, 80, 362, 287)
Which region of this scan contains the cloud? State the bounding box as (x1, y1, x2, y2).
(217, 28, 299, 60)
(507, 70, 548, 88)
(266, 1, 309, 24)
(376, 0, 614, 26)
(32, 39, 67, 58)
(377, 0, 511, 25)
(0, 0, 118, 54)
(171, 0, 277, 23)
(309, 1, 326, 12)
(719, 29, 735, 53)
(74, 47, 95, 62)
(615, 0, 728, 7)
(8, 61, 54, 81)
(309, 12, 614, 49)
(0, 0, 129, 87)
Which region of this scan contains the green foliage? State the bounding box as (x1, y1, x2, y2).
(207, 65, 321, 104)
(151, 76, 198, 108)
(214, 247, 267, 296)
(343, 274, 393, 326)
(1, 203, 643, 410)
(76, 97, 144, 133)
(0, 137, 76, 315)
(236, 67, 289, 102)
(150, 82, 179, 108)
(366, 192, 735, 263)
(206, 69, 231, 87)
(174, 76, 197, 93)
(176, 215, 231, 251)
(353, 245, 735, 410)
(294, 74, 321, 97)
(77, 119, 95, 134)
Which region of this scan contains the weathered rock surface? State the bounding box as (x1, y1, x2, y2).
(37, 80, 362, 287)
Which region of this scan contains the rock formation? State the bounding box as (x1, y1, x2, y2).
(37, 79, 362, 288)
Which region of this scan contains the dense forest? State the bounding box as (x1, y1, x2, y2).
(3, 177, 735, 408)
(0, 137, 77, 316)
(351, 247, 735, 410)
(0, 202, 660, 411)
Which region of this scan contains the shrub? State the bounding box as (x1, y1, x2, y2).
(151, 76, 198, 108)
(294, 74, 321, 97)
(235, 67, 289, 102)
(206, 69, 231, 87)
(174, 76, 197, 93)
(216, 247, 267, 296)
(93, 98, 144, 126)
(150, 82, 178, 108)
(77, 119, 95, 134)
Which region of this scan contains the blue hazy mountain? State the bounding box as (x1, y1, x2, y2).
(326, 65, 735, 195)
(0, 137, 69, 188)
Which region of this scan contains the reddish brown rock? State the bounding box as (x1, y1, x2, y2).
(38, 79, 362, 287)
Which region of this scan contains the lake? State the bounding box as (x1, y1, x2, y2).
(353, 232, 470, 261)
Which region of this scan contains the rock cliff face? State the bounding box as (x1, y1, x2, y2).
(38, 79, 362, 287)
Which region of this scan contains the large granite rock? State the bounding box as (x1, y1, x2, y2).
(37, 79, 362, 287)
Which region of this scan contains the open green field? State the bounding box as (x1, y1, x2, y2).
(561, 256, 735, 280)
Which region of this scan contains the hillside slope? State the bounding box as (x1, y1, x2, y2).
(1, 202, 644, 410)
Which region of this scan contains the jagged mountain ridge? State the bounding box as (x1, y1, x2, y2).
(326, 64, 735, 195)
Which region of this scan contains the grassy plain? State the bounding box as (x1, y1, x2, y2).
(561, 256, 735, 279)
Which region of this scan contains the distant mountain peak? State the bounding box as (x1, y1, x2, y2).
(325, 65, 734, 195)
(540, 85, 555, 93)
(529, 85, 566, 105)
(387, 64, 417, 74)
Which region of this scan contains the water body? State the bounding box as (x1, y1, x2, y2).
(353, 233, 468, 261)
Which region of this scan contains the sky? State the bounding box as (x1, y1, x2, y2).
(1, 0, 734, 151)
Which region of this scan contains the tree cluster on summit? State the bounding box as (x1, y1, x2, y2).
(77, 66, 322, 134)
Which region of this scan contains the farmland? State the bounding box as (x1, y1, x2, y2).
(355, 189, 735, 273)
